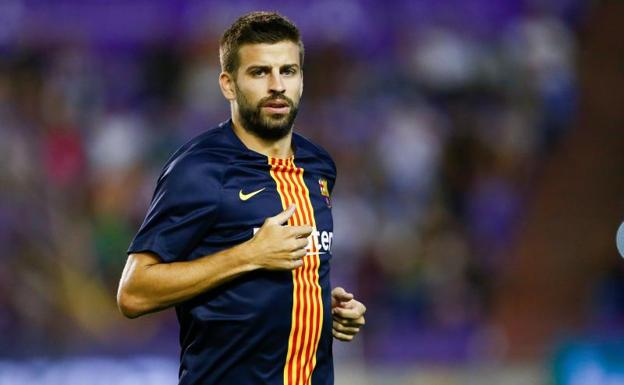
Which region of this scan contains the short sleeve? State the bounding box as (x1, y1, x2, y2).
(328, 157, 337, 195)
(127, 153, 222, 263)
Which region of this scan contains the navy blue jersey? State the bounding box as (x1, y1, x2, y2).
(128, 119, 336, 385)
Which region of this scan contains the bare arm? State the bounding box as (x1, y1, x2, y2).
(117, 245, 253, 318)
(117, 204, 311, 318)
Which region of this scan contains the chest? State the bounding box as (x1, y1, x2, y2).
(215, 159, 334, 238)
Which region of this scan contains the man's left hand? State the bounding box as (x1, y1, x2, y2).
(331, 287, 366, 342)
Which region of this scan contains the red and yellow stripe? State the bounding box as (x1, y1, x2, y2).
(269, 157, 323, 385)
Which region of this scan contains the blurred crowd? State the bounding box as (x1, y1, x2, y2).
(0, 0, 594, 364)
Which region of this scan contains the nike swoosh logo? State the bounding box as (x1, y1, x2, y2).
(239, 188, 266, 201)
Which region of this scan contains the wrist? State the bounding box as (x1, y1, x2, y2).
(237, 239, 260, 271)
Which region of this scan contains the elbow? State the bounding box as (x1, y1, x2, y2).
(117, 253, 164, 318)
(116, 286, 148, 319)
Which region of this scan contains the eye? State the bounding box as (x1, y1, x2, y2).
(282, 67, 297, 76)
(250, 69, 268, 77)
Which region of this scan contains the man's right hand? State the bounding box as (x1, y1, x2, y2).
(118, 204, 313, 318)
(245, 204, 313, 271)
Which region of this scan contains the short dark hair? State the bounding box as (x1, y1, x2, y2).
(219, 11, 304, 74)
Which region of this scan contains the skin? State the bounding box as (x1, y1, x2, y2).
(331, 287, 366, 341)
(219, 41, 303, 159)
(117, 41, 366, 341)
(118, 205, 311, 318)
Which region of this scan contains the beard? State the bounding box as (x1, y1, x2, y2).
(235, 84, 299, 141)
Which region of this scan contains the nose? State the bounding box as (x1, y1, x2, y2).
(269, 69, 285, 93)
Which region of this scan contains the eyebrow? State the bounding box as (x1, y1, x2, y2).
(246, 64, 300, 73)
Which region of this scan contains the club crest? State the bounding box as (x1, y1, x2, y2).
(318, 178, 331, 207)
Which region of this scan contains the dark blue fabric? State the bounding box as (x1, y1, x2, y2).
(128, 120, 336, 385)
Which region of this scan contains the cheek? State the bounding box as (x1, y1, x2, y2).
(236, 79, 263, 99)
(237, 88, 261, 106)
(288, 80, 303, 101)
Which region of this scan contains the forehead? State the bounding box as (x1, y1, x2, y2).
(237, 41, 301, 69)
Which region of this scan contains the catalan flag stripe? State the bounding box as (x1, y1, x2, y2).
(269, 157, 322, 385)
(285, 166, 314, 382)
(291, 165, 323, 384)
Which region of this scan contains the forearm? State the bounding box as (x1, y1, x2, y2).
(118, 241, 257, 318)
(118, 205, 310, 318)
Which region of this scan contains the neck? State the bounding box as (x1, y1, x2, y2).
(231, 114, 294, 159)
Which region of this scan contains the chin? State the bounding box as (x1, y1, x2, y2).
(262, 111, 288, 121)
(263, 116, 290, 127)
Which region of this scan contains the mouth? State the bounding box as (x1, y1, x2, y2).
(261, 99, 291, 114)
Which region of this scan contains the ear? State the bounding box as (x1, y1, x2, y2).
(219, 72, 236, 101)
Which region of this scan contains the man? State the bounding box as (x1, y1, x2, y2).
(117, 11, 366, 385)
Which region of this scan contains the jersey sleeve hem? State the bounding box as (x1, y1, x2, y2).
(127, 242, 179, 264)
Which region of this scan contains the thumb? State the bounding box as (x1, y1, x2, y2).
(269, 204, 296, 225)
(332, 287, 353, 302)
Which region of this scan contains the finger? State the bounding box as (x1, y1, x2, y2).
(331, 287, 354, 302)
(333, 321, 360, 334)
(269, 204, 296, 225)
(291, 248, 306, 259)
(288, 225, 313, 238)
(332, 329, 354, 341)
(332, 307, 363, 320)
(333, 315, 365, 327)
(289, 259, 304, 270)
(290, 237, 308, 251)
(342, 300, 367, 313)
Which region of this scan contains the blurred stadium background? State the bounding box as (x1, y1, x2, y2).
(1, 0, 624, 384)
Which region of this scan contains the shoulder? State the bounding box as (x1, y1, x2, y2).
(159, 123, 233, 186)
(293, 132, 337, 177)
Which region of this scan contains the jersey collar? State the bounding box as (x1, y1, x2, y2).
(221, 118, 299, 161)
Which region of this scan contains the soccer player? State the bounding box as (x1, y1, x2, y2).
(116, 11, 366, 385)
